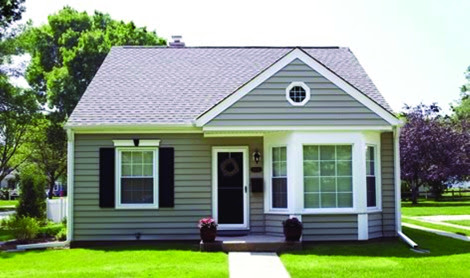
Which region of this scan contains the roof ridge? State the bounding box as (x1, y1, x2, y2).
(119, 46, 342, 49)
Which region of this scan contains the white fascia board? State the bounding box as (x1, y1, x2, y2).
(204, 132, 265, 138)
(195, 48, 400, 127)
(203, 125, 393, 132)
(113, 139, 161, 147)
(65, 124, 202, 134)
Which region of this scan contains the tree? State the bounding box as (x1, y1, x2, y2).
(16, 167, 46, 221)
(0, 0, 38, 186)
(28, 118, 67, 199)
(22, 6, 166, 121)
(0, 0, 25, 36)
(400, 104, 470, 204)
(0, 85, 38, 184)
(452, 66, 470, 120)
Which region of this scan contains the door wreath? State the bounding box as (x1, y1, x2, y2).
(220, 157, 240, 177)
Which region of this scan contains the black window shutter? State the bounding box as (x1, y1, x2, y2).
(99, 148, 115, 208)
(159, 147, 175, 207)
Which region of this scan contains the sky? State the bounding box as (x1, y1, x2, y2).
(20, 0, 470, 113)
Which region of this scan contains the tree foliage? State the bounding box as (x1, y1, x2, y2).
(400, 104, 470, 203)
(16, 171, 46, 220)
(0, 0, 38, 185)
(0, 0, 25, 36)
(22, 6, 166, 121)
(452, 66, 470, 120)
(28, 118, 67, 198)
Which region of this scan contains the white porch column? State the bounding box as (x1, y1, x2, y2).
(355, 136, 368, 240)
(287, 135, 303, 214)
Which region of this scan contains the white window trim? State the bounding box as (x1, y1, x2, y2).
(269, 145, 289, 211)
(301, 144, 355, 213)
(286, 81, 311, 106)
(367, 144, 382, 212)
(115, 146, 159, 209)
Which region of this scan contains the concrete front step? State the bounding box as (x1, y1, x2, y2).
(200, 234, 302, 252)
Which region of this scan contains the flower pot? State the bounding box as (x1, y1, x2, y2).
(200, 227, 217, 242)
(283, 226, 302, 242)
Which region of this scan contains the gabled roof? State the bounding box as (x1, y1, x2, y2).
(66, 46, 395, 127)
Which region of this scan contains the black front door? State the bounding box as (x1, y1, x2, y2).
(217, 152, 244, 225)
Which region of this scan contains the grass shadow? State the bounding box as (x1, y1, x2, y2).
(402, 201, 470, 208)
(280, 227, 470, 258)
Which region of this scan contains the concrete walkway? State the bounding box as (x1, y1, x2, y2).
(229, 252, 290, 278)
(403, 222, 470, 241)
(0, 210, 15, 221)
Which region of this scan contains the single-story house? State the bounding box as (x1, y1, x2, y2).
(65, 39, 402, 243)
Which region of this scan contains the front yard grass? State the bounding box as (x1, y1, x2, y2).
(280, 227, 470, 278)
(401, 200, 470, 216)
(0, 244, 228, 278)
(0, 200, 17, 207)
(402, 218, 469, 236)
(444, 219, 470, 227)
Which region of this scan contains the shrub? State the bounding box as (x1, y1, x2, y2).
(56, 226, 67, 241)
(16, 173, 46, 220)
(4, 216, 40, 242)
(38, 222, 63, 238)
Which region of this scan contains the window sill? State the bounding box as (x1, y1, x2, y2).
(264, 209, 291, 215)
(367, 208, 382, 213)
(301, 208, 357, 215)
(115, 204, 159, 210)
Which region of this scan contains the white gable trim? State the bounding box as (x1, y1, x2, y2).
(195, 48, 400, 127)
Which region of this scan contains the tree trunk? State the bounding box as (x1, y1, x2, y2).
(411, 181, 419, 204)
(48, 179, 55, 199)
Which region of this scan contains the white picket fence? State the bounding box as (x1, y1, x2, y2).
(46, 198, 67, 223)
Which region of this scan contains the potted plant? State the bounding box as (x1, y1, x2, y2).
(198, 217, 217, 243)
(282, 217, 303, 241)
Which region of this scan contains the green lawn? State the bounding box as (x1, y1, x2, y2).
(401, 200, 470, 216)
(0, 200, 17, 208)
(0, 244, 228, 277)
(402, 218, 469, 236)
(444, 219, 470, 227)
(281, 227, 470, 278)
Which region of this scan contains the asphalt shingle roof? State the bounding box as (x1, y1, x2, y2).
(67, 46, 393, 127)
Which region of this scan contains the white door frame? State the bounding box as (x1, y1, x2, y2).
(212, 146, 250, 230)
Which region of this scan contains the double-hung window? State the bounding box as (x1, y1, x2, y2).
(116, 147, 159, 209)
(366, 146, 377, 208)
(272, 146, 287, 209)
(303, 145, 353, 209)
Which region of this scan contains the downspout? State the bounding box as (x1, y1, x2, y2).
(393, 126, 401, 233)
(393, 126, 420, 249)
(66, 129, 75, 244)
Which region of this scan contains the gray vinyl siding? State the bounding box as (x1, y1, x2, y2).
(207, 59, 389, 126)
(302, 215, 358, 241)
(381, 132, 396, 236)
(265, 214, 289, 236)
(73, 133, 263, 241)
(368, 212, 383, 239)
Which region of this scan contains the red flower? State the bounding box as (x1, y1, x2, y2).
(198, 217, 217, 229)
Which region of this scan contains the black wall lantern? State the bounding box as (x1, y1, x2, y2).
(252, 149, 261, 164)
